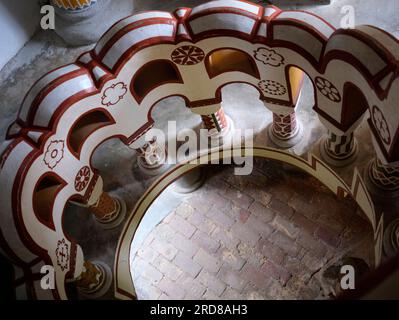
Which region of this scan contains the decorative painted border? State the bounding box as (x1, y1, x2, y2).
(114, 146, 382, 300)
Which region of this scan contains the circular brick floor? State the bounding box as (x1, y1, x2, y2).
(131, 159, 374, 300)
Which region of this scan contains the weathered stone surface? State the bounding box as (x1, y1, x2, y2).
(173, 251, 202, 278)
(194, 248, 222, 273)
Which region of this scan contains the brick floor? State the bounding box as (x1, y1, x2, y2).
(131, 160, 373, 300)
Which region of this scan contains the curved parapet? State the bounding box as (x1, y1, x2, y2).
(0, 0, 398, 299)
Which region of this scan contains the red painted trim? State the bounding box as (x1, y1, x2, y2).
(26, 69, 92, 127)
(97, 18, 177, 61)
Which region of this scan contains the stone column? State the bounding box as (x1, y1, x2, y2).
(50, 0, 134, 46)
(365, 157, 399, 198)
(75, 260, 112, 299)
(268, 111, 302, 148)
(130, 136, 169, 176)
(383, 218, 399, 258)
(88, 191, 126, 229)
(320, 131, 358, 167)
(200, 106, 234, 146)
(173, 167, 206, 194)
(70, 175, 126, 229)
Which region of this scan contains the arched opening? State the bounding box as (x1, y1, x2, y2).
(341, 83, 369, 130)
(68, 109, 114, 157)
(33, 174, 66, 230)
(130, 60, 183, 102)
(205, 48, 260, 79)
(120, 148, 376, 300)
(288, 66, 305, 106)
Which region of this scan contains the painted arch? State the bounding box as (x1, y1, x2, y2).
(0, 0, 397, 299)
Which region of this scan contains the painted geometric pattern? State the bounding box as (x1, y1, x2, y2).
(76, 261, 103, 293)
(136, 138, 166, 168)
(371, 105, 391, 145)
(101, 82, 128, 106)
(370, 158, 399, 190)
(325, 132, 354, 158)
(51, 0, 97, 10)
(315, 77, 341, 102)
(74, 166, 91, 192)
(201, 109, 228, 132)
(91, 193, 119, 222)
(272, 113, 297, 139)
(55, 238, 69, 271)
(44, 140, 65, 170)
(258, 80, 287, 96)
(254, 47, 285, 67)
(171, 46, 205, 65)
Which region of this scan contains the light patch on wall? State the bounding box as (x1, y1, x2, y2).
(0, 0, 41, 71)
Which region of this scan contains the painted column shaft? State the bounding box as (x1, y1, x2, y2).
(271, 112, 298, 140)
(89, 192, 119, 222)
(324, 131, 356, 160)
(368, 158, 399, 191)
(75, 260, 112, 298)
(135, 137, 167, 171)
(201, 108, 229, 136)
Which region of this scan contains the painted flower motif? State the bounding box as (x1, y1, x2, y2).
(44, 140, 65, 170)
(315, 77, 341, 102)
(101, 82, 127, 106)
(55, 238, 69, 272)
(74, 166, 91, 192)
(372, 105, 391, 145)
(254, 47, 285, 67)
(258, 80, 287, 96)
(171, 46, 205, 65)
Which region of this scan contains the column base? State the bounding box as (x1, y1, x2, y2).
(267, 120, 303, 149)
(78, 261, 112, 299)
(363, 160, 399, 199)
(173, 168, 206, 194)
(383, 218, 399, 258)
(93, 196, 127, 229)
(319, 137, 358, 167)
(138, 161, 171, 176)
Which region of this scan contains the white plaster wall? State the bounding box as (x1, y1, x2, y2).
(0, 0, 40, 71)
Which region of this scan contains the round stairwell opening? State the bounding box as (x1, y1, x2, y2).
(129, 158, 374, 300)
